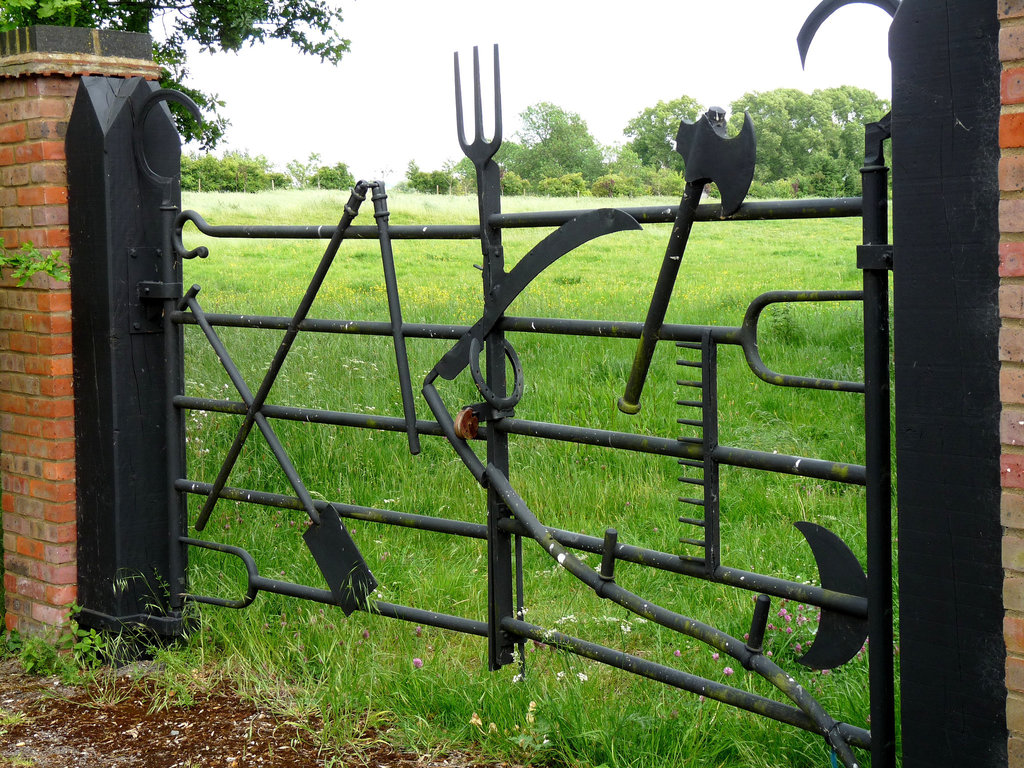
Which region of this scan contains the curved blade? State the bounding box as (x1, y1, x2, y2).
(793, 521, 868, 670)
(675, 111, 756, 217)
(798, 0, 900, 67)
(433, 208, 641, 380)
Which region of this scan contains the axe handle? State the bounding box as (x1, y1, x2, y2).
(618, 181, 702, 414)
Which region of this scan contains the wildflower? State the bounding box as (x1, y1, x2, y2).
(414, 626, 422, 637)
(723, 667, 735, 676)
(413, 657, 423, 669)
(488, 722, 498, 734)
(711, 652, 719, 661)
(470, 712, 483, 728)
(577, 672, 588, 682)
(674, 649, 681, 657)
(362, 629, 370, 639)
(556, 671, 566, 681)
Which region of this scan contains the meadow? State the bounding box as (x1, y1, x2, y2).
(173, 188, 891, 767)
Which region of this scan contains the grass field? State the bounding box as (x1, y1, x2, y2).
(168, 188, 891, 767)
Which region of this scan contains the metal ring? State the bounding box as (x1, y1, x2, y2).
(468, 335, 524, 411)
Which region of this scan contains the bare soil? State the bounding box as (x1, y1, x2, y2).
(0, 659, 518, 768)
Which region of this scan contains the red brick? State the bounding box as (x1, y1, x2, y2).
(29, 162, 65, 185)
(41, 502, 75, 524)
(0, 165, 31, 186)
(1004, 23, 1024, 61)
(1004, 453, 1024, 488)
(1003, 247, 1024, 280)
(1003, 198, 1024, 230)
(36, 334, 72, 355)
(25, 355, 72, 377)
(25, 120, 66, 141)
(28, 478, 75, 502)
(16, 187, 46, 206)
(14, 578, 45, 602)
(31, 602, 69, 626)
(36, 292, 70, 312)
(44, 584, 76, 606)
(1003, 1, 1024, 19)
(32, 207, 68, 227)
(42, 543, 74, 565)
(36, 561, 76, 584)
(0, 123, 27, 144)
(14, 142, 45, 165)
(0, 146, 14, 166)
(37, 376, 73, 398)
(1010, 615, 1024, 655)
(1006, 69, 1024, 104)
(15, 536, 45, 560)
(42, 461, 74, 481)
(1003, 326, 1024, 361)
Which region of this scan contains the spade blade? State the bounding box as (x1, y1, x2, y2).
(303, 505, 378, 616)
(793, 520, 869, 670)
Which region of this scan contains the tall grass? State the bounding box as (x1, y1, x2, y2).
(175, 189, 891, 767)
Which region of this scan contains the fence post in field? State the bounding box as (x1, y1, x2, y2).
(0, 26, 179, 637)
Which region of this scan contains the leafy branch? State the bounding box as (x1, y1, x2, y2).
(0, 243, 69, 286)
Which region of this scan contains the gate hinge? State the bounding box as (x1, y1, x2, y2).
(856, 244, 893, 271)
(137, 281, 183, 301)
(132, 280, 182, 334)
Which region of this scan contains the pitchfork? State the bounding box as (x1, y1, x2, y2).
(454, 45, 502, 175)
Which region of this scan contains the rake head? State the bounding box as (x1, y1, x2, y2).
(454, 44, 503, 167)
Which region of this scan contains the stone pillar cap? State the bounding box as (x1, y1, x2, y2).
(0, 25, 160, 79)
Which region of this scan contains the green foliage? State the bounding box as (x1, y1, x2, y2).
(499, 169, 528, 196)
(0, 0, 350, 148)
(624, 95, 702, 171)
(181, 150, 287, 192)
(536, 172, 589, 197)
(18, 634, 60, 675)
(0, 242, 69, 286)
(405, 160, 457, 195)
(504, 102, 605, 184)
(309, 161, 355, 191)
(729, 86, 889, 197)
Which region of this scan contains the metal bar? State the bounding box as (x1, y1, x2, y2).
(172, 308, 747, 347)
(502, 617, 871, 748)
(175, 209, 479, 247)
(370, 183, 420, 454)
(489, 197, 864, 229)
(486, 465, 863, 760)
(181, 536, 487, 635)
(495, 418, 866, 485)
(494, 518, 867, 617)
(193, 183, 370, 529)
(184, 291, 320, 530)
(176, 479, 489, 540)
(701, 331, 721, 574)
(861, 117, 896, 768)
(174, 395, 447, 436)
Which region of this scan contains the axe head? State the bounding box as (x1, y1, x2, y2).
(676, 108, 757, 217)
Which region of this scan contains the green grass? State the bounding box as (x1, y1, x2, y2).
(171, 189, 892, 767)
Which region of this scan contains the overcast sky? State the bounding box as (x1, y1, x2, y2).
(180, 1, 895, 182)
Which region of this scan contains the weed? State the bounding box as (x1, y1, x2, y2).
(0, 242, 69, 286)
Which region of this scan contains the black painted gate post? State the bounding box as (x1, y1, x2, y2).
(66, 76, 188, 637)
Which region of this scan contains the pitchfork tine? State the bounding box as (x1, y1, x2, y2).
(454, 44, 502, 164)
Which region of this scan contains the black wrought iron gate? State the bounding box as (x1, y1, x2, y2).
(69, 28, 897, 768)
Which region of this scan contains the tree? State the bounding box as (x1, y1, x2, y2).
(0, 0, 350, 148)
(728, 86, 889, 195)
(623, 96, 702, 172)
(503, 103, 606, 183)
(309, 161, 354, 191)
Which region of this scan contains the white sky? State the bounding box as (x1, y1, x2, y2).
(181, 1, 894, 182)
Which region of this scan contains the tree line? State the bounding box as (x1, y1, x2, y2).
(183, 85, 888, 199)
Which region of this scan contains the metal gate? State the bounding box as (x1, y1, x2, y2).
(73, 23, 896, 768)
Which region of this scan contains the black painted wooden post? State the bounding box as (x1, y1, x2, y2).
(66, 76, 187, 638)
(890, 1, 1006, 763)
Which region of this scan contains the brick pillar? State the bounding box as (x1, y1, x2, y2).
(0, 26, 160, 635)
(1004, 4, 1024, 764)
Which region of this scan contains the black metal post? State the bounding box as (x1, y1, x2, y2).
(859, 116, 895, 768)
